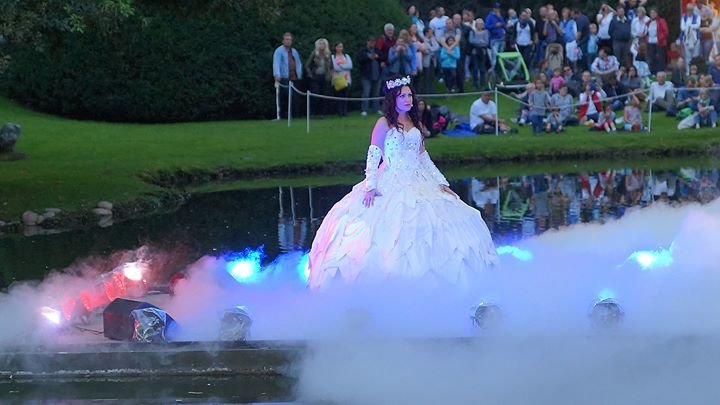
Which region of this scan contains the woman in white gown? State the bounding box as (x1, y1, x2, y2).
(308, 75, 498, 289)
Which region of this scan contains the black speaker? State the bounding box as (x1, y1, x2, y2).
(103, 298, 157, 341)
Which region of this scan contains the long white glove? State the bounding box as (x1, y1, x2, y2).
(364, 145, 383, 192)
(420, 150, 449, 186)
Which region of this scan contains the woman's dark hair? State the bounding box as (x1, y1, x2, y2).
(628, 65, 637, 76)
(383, 76, 420, 132)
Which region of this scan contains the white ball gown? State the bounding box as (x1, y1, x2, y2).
(308, 126, 498, 289)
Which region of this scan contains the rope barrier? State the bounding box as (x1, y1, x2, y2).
(277, 79, 720, 133)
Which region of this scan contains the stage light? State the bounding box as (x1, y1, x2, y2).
(298, 252, 310, 283)
(471, 302, 502, 330)
(598, 288, 616, 301)
(40, 306, 62, 326)
(122, 262, 144, 281)
(627, 248, 673, 270)
(496, 245, 533, 261)
(227, 248, 264, 284)
(218, 306, 253, 341)
(589, 298, 624, 328)
(132, 307, 175, 343)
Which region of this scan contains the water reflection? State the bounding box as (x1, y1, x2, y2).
(275, 168, 720, 250)
(2, 167, 720, 286)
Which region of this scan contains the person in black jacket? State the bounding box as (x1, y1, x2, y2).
(609, 5, 633, 68)
(356, 36, 382, 116)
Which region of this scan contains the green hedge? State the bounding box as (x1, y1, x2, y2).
(1, 0, 405, 122)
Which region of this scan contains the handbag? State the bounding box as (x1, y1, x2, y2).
(332, 74, 348, 91)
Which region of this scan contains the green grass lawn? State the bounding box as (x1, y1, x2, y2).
(1, 94, 718, 222)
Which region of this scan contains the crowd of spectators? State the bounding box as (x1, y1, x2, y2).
(273, 1, 720, 133)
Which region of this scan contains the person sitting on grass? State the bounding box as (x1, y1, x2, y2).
(590, 47, 620, 84)
(623, 94, 643, 131)
(512, 82, 534, 125)
(648, 72, 676, 116)
(595, 103, 617, 132)
(578, 82, 604, 125)
(470, 92, 514, 133)
(695, 89, 718, 128)
(529, 79, 551, 135)
(546, 105, 564, 133)
(550, 84, 577, 126)
(549, 67, 566, 94)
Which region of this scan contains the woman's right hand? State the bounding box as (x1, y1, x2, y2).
(363, 189, 381, 207)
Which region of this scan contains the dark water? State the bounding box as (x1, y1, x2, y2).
(2, 167, 719, 287)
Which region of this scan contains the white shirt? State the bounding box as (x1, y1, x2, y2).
(470, 98, 497, 129)
(429, 16, 449, 38)
(648, 20, 658, 44)
(650, 81, 674, 102)
(631, 16, 649, 39)
(598, 12, 614, 39)
(515, 21, 533, 46)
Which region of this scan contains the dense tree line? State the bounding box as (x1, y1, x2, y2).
(0, 0, 404, 122)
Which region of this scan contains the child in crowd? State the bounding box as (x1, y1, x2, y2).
(696, 89, 718, 128)
(579, 82, 603, 125)
(551, 84, 577, 126)
(549, 67, 565, 94)
(623, 94, 643, 132)
(546, 105, 564, 133)
(513, 82, 535, 125)
(587, 24, 599, 66)
(529, 79, 551, 134)
(440, 36, 461, 93)
(596, 103, 617, 132)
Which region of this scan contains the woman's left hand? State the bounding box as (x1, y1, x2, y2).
(440, 185, 458, 198)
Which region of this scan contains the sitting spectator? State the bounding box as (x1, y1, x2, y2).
(670, 57, 686, 87)
(676, 77, 699, 115)
(603, 76, 628, 111)
(579, 82, 604, 124)
(470, 92, 512, 133)
(688, 64, 700, 82)
(551, 85, 578, 126)
(648, 72, 676, 116)
(529, 79, 551, 134)
(623, 94, 643, 131)
(440, 36, 461, 92)
(696, 89, 718, 128)
(512, 82, 535, 125)
(710, 55, 720, 85)
(590, 47, 620, 83)
(549, 67, 565, 94)
(595, 103, 617, 132)
(620, 65, 643, 91)
(418, 98, 436, 137)
(546, 106, 564, 133)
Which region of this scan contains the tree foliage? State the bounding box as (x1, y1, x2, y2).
(0, 0, 405, 122)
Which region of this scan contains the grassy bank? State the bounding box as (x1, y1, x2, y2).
(1, 94, 719, 222)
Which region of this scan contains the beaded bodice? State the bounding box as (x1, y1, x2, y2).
(382, 127, 423, 172)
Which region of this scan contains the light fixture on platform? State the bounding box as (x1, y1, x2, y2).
(471, 302, 502, 330)
(589, 298, 624, 328)
(218, 306, 253, 342)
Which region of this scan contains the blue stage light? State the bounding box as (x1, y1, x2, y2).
(598, 288, 616, 301)
(627, 248, 673, 270)
(298, 252, 310, 284)
(496, 245, 533, 261)
(226, 247, 264, 284)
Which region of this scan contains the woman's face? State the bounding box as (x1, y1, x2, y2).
(410, 24, 418, 34)
(418, 100, 426, 111)
(408, 5, 416, 15)
(650, 9, 657, 19)
(629, 67, 637, 77)
(395, 86, 414, 113)
(335, 43, 344, 53)
(318, 42, 326, 51)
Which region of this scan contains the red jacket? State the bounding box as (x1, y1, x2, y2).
(647, 17, 669, 47)
(578, 91, 603, 121)
(376, 34, 396, 65)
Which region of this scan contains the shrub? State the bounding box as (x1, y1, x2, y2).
(1, 0, 406, 122)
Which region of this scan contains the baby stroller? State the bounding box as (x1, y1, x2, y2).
(546, 43, 564, 73)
